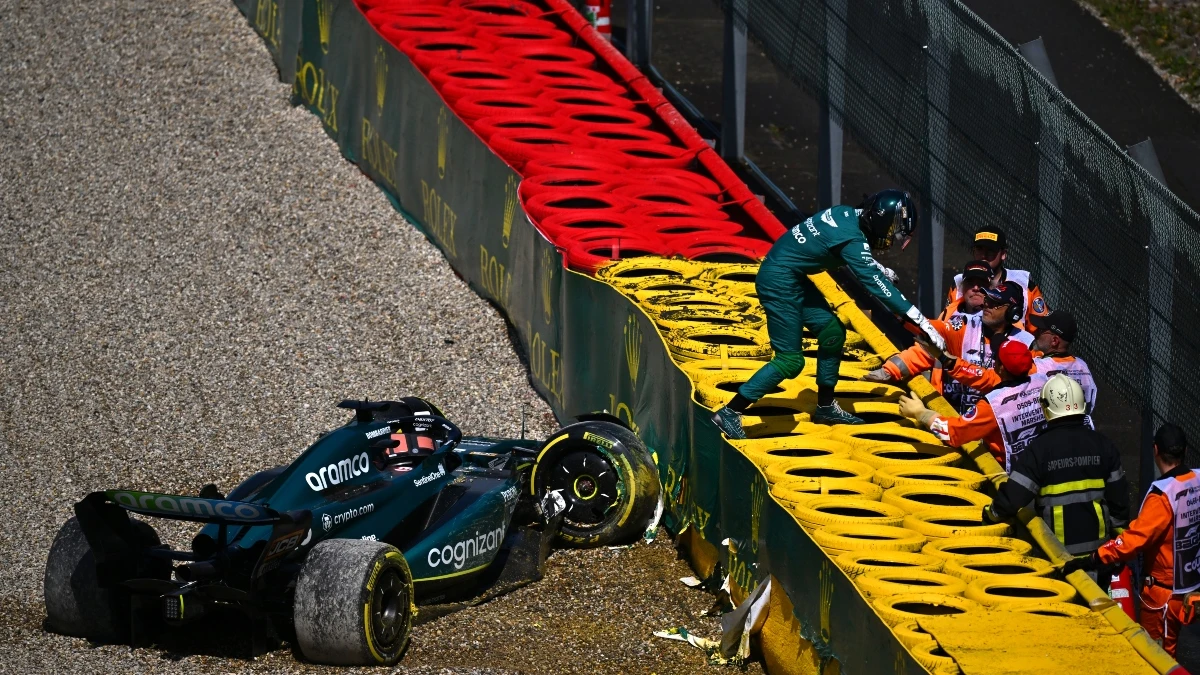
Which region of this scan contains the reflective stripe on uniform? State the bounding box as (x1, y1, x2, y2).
(886, 354, 912, 379)
(1009, 471, 1040, 494)
(1039, 478, 1106, 496)
(1039, 489, 1106, 507)
(1094, 501, 1106, 540)
(1053, 505, 1065, 544)
(1108, 469, 1125, 483)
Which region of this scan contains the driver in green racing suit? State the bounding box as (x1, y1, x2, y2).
(711, 190, 945, 438)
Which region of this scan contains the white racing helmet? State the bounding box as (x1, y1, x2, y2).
(1040, 373, 1086, 421)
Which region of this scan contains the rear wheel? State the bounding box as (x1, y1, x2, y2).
(293, 539, 415, 666)
(532, 420, 660, 547)
(43, 516, 162, 643)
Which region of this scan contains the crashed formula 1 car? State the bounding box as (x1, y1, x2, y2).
(44, 397, 660, 666)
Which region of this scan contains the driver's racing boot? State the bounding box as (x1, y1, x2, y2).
(812, 400, 866, 425)
(710, 406, 747, 440)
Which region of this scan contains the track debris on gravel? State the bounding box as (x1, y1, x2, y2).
(0, 0, 750, 672)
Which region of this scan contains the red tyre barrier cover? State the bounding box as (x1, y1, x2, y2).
(472, 114, 572, 143)
(557, 230, 675, 273)
(613, 184, 725, 211)
(629, 167, 723, 196)
(609, 143, 698, 169)
(523, 189, 635, 222)
(539, 0, 787, 242)
(539, 89, 636, 112)
(536, 211, 636, 238)
(451, 0, 544, 25)
(375, 18, 474, 45)
(365, 5, 464, 24)
(487, 129, 586, 171)
(516, 64, 627, 96)
(427, 61, 523, 88)
(496, 44, 598, 69)
(628, 202, 730, 221)
(553, 107, 653, 131)
(646, 217, 744, 237)
(669, 234, 773, 261)
(521, 172, 618, 197)
(403, 36, 500, 72)
(441, 79, 539, 103)
(523, 149, 630, 177)
(452, 93, 554, 122)
(579, 126, 672, 146)
(476, 23, 574, 46)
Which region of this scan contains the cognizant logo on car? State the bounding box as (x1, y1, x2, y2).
(306, 452, 371, 491)
(427, 526, 506, 570)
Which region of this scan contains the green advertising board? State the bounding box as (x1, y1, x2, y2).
(229, 1, 925, 671)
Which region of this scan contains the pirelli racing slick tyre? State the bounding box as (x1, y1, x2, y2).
(293, 539, 416, 666)
(44, 516, 167, 643)
(532, 419, 660, 547)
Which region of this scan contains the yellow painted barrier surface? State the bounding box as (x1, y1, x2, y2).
(919, 611, 1158, 675)
(597, 259, 1177, 674)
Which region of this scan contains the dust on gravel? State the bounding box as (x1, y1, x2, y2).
(0, 0, 748, 672)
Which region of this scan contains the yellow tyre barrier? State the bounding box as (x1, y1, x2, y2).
(697, 262, 758, 285)
(740, 418, 830, 439)
(771, 478, 883, 504)
(891, 621, 936, 648)
(941, 553, 1054, 584)
(825, 346, 883, 370)
(881, 485, 993, 514)
(838, 551, 945, 577)
(790, 497, 907, 529)
(763, 456, 875, 485)
(855, 570, 967, 598)
(693, 370, 807, 409)
(734, 435, 851, 459)
(655, 308, 765, 332)
(873, 465, 988, 491)
(596, 257, 704, 285)
(909, 640, 960, 674)
(825, 423, 943, 451)
(850, 442, 962, 470)
(903, 509, 1013, 539)
(638, 290, 747, 313)
(872, 593, 983, 626)
(1006, 601, 1091, 618)
(965, 576, 1078, 607)
(666, 324, 772, 360)
(812, 524, 926, 553)
(678, 358, 765, 380)
(921, 536, 1034, 560)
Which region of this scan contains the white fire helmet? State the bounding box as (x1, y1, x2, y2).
(1040, 373, 1086, 421)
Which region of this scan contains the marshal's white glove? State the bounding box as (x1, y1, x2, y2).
(905, 306, 946, 352)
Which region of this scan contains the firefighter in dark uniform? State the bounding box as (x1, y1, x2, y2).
(982, 374, 1129, 565)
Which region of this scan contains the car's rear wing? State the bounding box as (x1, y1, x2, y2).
(94, 489, 286, 525)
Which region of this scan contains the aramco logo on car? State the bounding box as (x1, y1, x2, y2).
(305, 452, 371, 491)
(427, 525, 506, 570)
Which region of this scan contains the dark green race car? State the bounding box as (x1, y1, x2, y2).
(43, 397, 660, 666)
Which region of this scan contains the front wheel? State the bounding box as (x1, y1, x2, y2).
(293, 539, 415, 666)
(532, 420, 660, 547)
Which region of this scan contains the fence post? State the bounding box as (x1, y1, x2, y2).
(1129, 138, 1172, 496)
(817, 0, 846, 210)
(625, 0, 652, 69)
(918, 8, 948, 318)
(721, 0, 747, 161)
(1019, 38, 1064, 308)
